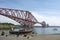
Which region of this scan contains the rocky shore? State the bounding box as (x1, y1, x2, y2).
(0, 34, 60, 40)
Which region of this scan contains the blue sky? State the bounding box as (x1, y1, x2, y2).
(0, 0, 60, 26)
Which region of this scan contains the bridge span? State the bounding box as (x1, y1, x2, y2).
(0, 8, 47, 27)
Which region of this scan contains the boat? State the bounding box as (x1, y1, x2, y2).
(53, 28, 57, 31)
(9, 28, 32, 35)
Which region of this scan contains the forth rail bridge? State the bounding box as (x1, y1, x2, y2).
(0, 8, 47, 34)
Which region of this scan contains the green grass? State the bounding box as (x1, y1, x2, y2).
(0, 23, 18, 29)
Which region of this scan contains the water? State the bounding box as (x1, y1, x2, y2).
(0, 27, 60, 35)
(33, 27, 60, 34)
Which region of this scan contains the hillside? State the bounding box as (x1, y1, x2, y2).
(0, 23, 18, 29)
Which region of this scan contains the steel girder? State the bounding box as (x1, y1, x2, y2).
(0, 8, 38, 27)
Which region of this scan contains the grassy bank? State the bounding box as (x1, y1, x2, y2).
(0, 23, 19, 29)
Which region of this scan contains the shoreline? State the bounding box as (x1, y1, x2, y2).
(0, 34, 60, 40)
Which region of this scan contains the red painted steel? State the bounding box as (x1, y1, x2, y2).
(0, 8, 39, 27)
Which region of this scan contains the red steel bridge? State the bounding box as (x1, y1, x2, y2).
(0, 8, 47, 27)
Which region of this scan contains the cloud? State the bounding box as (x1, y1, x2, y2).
(31, 11, 60, 26)
(0, 15, 20, 25)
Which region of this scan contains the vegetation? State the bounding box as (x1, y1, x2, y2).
(0, 23, 18, 29)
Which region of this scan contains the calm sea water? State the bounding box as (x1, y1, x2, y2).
(33, 27, 60, 34)
(0, 27, 60, 35)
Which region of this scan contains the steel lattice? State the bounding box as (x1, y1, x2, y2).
(0, 8, 39, 27)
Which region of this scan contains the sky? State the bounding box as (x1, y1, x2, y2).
(0, 0, 60, 26)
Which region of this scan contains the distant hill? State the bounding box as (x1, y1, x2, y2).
(0, 23, 14, 25)
(0, 23, 18, 29)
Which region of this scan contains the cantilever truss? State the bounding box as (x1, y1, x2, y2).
(0, 8, 38, 27)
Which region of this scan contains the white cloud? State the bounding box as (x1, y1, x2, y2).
(31, 11, 60, 26)
(0, 15, 20, 25)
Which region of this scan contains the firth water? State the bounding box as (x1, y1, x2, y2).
(0, 26, 60, 35)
